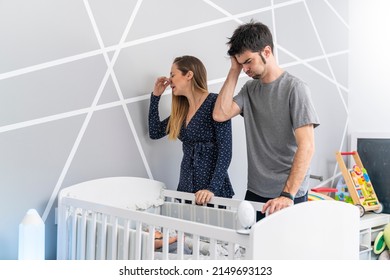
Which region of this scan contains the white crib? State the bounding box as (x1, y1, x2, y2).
(57, 177, 360, 260)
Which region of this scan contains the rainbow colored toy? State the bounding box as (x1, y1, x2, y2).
(336, 151, 383, 217)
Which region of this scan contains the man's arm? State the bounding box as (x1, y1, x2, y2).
(213, 57, 242, 122)
(262, 124, 315, 214)
(283, 124, 315, 194)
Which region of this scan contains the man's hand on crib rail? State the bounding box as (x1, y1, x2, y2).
(195, 189, 214, 205)
(262, 196, 294, 216)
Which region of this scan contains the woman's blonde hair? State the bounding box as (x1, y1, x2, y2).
(167, 56, 208, 140)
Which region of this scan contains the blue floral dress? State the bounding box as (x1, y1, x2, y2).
(149, 93, 234, 198)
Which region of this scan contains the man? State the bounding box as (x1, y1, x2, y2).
(213, 20, 320, 219)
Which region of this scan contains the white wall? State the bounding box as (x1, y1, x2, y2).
(349, 0, 390, 134)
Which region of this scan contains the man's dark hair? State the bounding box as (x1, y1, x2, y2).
(227, 20, 274, 56)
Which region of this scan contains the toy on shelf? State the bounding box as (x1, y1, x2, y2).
(308, 174, 336, 201)
(309, 187, 336, 201)
(373, 223, 390, 260)
(336, 151, 383, 217)
(334, 176, 354, 204)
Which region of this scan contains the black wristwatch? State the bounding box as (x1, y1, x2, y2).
(280, 191, 295, 201)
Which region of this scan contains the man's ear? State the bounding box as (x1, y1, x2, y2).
(263, 46, 272, 58)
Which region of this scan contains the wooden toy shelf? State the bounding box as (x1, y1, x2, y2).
(336, 151, 383, 217)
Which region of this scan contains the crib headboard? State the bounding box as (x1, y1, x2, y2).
(247, 200, 360, 260)
(58, 177, 165, 210)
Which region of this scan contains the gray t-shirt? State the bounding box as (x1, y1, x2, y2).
(233, 71, 320, 198)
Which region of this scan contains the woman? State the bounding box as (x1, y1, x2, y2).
(149, 55, 234, 204)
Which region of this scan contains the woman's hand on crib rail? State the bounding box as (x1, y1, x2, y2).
(194, 189, 214, 205)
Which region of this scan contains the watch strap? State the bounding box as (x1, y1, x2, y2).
(280, 191, 295, 201)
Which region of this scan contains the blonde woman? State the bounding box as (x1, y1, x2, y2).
(149, 55, 234, 205)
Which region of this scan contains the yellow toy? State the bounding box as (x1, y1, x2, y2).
(336, 151, 383, 217)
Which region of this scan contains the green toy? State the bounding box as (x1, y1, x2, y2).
(373, 223, 390, 259)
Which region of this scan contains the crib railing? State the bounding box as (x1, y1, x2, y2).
(57, 190, 264, 260)
(162, 189, 263, 228)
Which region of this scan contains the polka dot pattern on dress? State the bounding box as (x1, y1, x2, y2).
(149, 93, 234, 198)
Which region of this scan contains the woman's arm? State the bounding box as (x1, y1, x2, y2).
(149, 76, 171, 139)
(148, 93, 169, 139)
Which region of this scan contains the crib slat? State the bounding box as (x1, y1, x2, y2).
(134, 221, 142, 260)
(227, 242, 235, 260)
(65, 208, 73, 259)
(177, 201, 184, 220)
(70, 208, 77, 260)
(204, 207, 209, 225)
(56, 203, 68, 260)
(108, 216, 118, 260)
(218, 209, 223, 227)
(209, 238, 216, 259)
(77, 210, 88, 260)
(176, 231, 184, 260)
(192, 234, 200, 260)
(122, 219, 130, 260)
(162, 227, 169, 260)
(97, 214, 108, 260)
(86, 212, 97, 259)
(146, 225, 155, 260)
